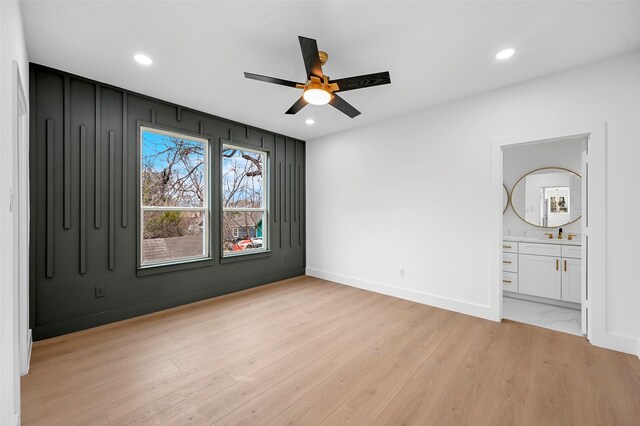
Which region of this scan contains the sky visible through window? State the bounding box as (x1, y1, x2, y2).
(222, 148, 264, 209)
(142, 130, 205, 208)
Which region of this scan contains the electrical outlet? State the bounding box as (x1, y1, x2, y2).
(399, 268, 405, 278)
(95, 285, 106, 298)
(283, 256, 289, 264)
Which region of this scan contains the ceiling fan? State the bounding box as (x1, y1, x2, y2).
(244, 36, 391, 118)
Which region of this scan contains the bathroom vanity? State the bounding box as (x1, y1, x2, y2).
(502, 237, 581, 304)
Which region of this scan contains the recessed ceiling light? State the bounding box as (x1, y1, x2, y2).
(134, 54, 153, 65)
(495, 48, 517, 60)
(305, 118, 316, 125)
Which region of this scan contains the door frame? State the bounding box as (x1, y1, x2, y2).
(12, 60, 31, 375)
(490, 123, 612, 351)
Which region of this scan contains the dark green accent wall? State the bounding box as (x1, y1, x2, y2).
(29, 64, 306, 340)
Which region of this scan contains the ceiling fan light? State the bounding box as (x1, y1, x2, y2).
(303, 88, 332, 105)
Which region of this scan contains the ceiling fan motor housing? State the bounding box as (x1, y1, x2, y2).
(318, 51, 329, 65)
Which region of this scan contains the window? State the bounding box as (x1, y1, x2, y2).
(140, 127, 209, 266)
(222, 144, 268, 256)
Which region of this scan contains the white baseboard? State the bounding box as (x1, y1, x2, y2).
(306, 268, 497, 322)
(591, 331, 639, 356)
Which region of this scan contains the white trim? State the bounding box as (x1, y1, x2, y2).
(223, 142, 267, 157)
(12, 61, 30, 376)
(221, 143, 269, 257)
(139, 126, 210, 267)
(591, 331, 638, 355)
(140, 126, 209, 145)
(306, 268, 496, 321)
(142, 206, 206, 212)
(491, 123, 637, 355)
(221, 208, 265, 212)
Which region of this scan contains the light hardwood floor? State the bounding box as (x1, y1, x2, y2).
(22, 276, 640, 425)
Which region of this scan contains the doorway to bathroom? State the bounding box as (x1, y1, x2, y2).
(501, 136, 586, 336)
(490, 124, 607, 345)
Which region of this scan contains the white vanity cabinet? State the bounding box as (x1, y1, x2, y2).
(502, 238, 581, 304)
(561, 257, 581, 303)
(519, 254, 562, 299)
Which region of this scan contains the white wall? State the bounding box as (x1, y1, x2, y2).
(0, 1, 28, 425)
(306, 50, 640, 354)
(503, 137, 585, 236)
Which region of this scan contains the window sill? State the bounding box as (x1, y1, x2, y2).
(220, 250, 272, 264)
(137, 258, 215, 277)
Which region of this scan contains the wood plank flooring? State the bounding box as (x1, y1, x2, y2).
(22, 276, 640, 425)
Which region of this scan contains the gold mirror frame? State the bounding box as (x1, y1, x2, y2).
(510, 167, 582, 228)
(502, 184, 509, 214)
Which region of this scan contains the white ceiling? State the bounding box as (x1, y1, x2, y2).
(21, 1, 640, 140)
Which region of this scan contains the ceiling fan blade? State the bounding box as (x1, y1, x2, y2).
(285, 96, 308, 115)
(298, 36, 323, 79)
(244, 72, 302, 88)
(331, 71, 391, 92)
(329, 94, 361, 118)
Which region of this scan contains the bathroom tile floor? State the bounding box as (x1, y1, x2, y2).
(502, 296, 582, 336)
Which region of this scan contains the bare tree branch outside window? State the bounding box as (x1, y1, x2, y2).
(141, 129, 208, 265)
(222, 146, 266, 254)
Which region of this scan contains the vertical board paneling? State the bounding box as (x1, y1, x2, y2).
(122, 92, 128, 228)
(63, 76, 71, 229)
(301, 143, 305, 247)
(79, 125, 87, 274)
(94, 85, 101, 228)
(30, 65, 306, 340)
(279, 159, 283, 248)
(294, 141, 298, 223)
(46, 118, 54, 278)
(274, 135, 278, 224)
(298, 164, 302, 245)
(109, 130, 115, 270)
(284, 138, 288, 223)
(289, 163, 292, 247)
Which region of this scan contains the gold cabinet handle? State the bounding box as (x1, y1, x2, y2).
(502, 280, 512, 284)
(556, 259, 559, 271)
(502, 245, 512, 249)
(564, 260, 567, 272)
(502, 260, 512, 264)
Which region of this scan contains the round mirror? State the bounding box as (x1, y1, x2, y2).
(511, 167, 582, 227)
(502, 185, 509, 213)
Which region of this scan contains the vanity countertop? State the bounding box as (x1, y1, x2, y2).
(503, 236, 581, 246)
